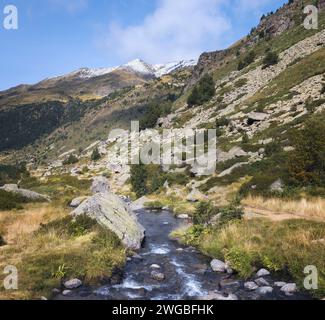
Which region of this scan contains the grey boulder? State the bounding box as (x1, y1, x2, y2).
(64, 279, 82, 289)
(91, 176, 110, 194)
(71, 192, 145, 250)
(210, 259, 227, 273)
(0, 184, 50, 202)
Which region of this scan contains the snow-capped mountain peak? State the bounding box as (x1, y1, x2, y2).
(65, 58, 197, 80)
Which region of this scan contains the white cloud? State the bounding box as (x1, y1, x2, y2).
(49, 0, 88, 14)
(102, 0, 231, 63)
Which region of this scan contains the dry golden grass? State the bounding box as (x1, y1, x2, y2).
(1, 204, 68, 245)
(242, 195, 325, 221)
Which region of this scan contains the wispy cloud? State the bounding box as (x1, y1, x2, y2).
(49, 0, 88, 14)
(102, 0, 231, 63)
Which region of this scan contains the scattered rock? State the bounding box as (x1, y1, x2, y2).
(256, 268, 270, 278)
(270, 179, 284, 193)
(210, 259, 227, 273)
(0, 184, 50, 202)
(244, 282, 258, 291)
(62, 290, 73, 297)
(176, 248, 184, 252)
(151, 271, 165, 281)
(177, 214, 189, 219)
(247, 112, 269, 125)
(132, 253, 143, 260)
(150, 264, 161, 270)
(199, 291, 238, 301)
(130, 196, 151, 211)
(71, 192, 145, 250)
(186, 188, 207, 202)
(255, 278, 270, 287)
(280, 283, 297, 295)
(64, 278, 82, 289)
(256, 286, 273, 295)
(70, 196, 88, 208)
(274, 281, 287, 288)
(52, 288, 60, 295)
(90, 176, 110, 194)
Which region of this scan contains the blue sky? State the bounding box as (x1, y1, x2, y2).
(0, 0, 286, 90)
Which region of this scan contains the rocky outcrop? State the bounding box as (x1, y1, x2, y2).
(72, 181, 145, 250)
(70, 196, 89, 208)
(0, 184, 50, 202)
(91, 176, 110, 194)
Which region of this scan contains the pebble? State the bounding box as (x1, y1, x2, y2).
(64, 278, 82, 289)
(150, 264, 161, 269)
(210, 259, 227, 273)
(256, 286, 273, 295)
(151, 271, 165, 281)
(244, 281, 258, 291)
(255, 278, 270, 287)
(280, 283, 297, 295)
(62, 290, 73, 297)
(256, 268, 270, 278)
(274, 281, 287, 288)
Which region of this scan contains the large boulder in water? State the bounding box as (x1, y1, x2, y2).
(0, 184, 50, 202)
(71, 192, 145, 250)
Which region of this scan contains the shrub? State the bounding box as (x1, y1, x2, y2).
(321, 83, 325, 95)
(288, 113, 325, 186)
(187, 74, 215, 106)
(242, 133, 249, 144)
(263, 51, 279, 68)
(265, 139, 282, 157)
(140, 101, 172, 130)
(91, 147, 101, 161)
(215, 117, 230, 128)
(0, 190, 27, 211)
(130, 163, 148, 198)
(193, 201, 218, 225)
(237, 51, 256, 71)
(63, 154, 79, 165)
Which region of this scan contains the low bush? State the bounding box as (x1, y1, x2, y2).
(187, 74, 215, 106)
(263, 51, 279, 68)
(237, 51, 256, 71)
(63, 154, 79, 165)
(0, 190, 28, 211)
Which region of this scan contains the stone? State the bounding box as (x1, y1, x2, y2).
(247, 112, 268, 125)
(0, 184, 50, 202)
(64, 278, 82, 289)
(177, 214, 189, 219)
(218, 162, 249, 177)
(176, 248, 184, 252)
(270, 179, 284, 193)
(71, 192, 145, 250)
(132, 253, 143, 260)
(256, 268, 270, 278)
(150, 264, 161, 269)
(256, 286, 273, 295)
(90, 176, 110, 194)
(151, 271, 165, 281)
(274, 281, 287, 288)
(198, 291, 238, 301)
(52, 288, 60, 295)
(70, 196, 88, 208)
(255, 278, 270, 287)
(186, 188, 207, 202)
(129, 196, 151, 211)
(62, 290, 73, 297)
(280, 283, 297, 295)
(40, 296, 48, 301)
(244, 282, 258, 291)
(210, 259, 227, 273)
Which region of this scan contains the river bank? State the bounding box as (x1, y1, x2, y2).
(54, 209, 312, 301)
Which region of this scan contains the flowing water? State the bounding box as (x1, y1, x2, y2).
(57, 209, 311, 300)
